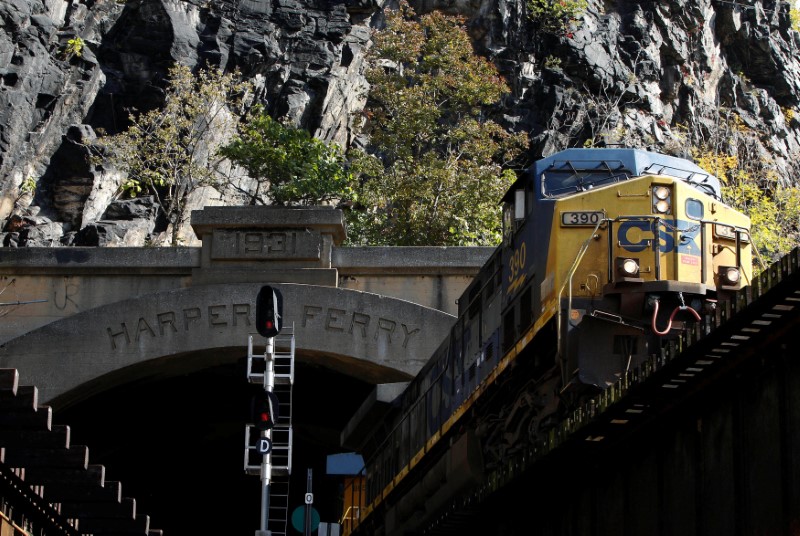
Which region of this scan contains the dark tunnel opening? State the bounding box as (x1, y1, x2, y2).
(57, 359, 374, 535)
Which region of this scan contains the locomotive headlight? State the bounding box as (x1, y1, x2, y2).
(653, 186, 670, 200)
(616, 257, 640, 277)
(719, 266, 741, 286)
(652, 186, 672, 214)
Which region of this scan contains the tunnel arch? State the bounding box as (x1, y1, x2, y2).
(0, 282, 455, 407)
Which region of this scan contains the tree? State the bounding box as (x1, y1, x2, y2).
(692, 112, 800, 269)
(217, 106, 353, 206)
(96, 65, 250, 245)
(347, 2, 527, 246)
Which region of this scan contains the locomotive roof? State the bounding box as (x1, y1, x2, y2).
(504, 148, 722, 201)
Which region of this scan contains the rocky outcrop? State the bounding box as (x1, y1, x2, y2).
(451, 0, 800, 171)
(1, 0, 376, 244)
(74, 196, 158, 246)
(2, 0, 800, 246)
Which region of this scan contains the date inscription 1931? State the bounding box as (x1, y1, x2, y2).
(211, 230, 320, 260)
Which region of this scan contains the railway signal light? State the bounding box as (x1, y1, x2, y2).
(251, 390, 281, 431)
(256, 285, 283, 338)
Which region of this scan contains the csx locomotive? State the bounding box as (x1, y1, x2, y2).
(350, 148, 753, 535)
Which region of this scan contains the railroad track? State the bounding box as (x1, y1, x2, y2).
(423, 246, 800, 535)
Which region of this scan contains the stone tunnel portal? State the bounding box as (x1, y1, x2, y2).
(0, 207, 483, 534)
(0, 282, 455, 407)
(0, 282, 457, 534)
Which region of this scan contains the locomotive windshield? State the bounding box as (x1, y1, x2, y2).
(500, 148, 723, 240)
(541, 159, 631, 198)
(528, 149, 722, 200)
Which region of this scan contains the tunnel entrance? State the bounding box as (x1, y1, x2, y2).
(57, 358, 375, 535)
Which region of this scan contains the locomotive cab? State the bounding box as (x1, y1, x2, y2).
(500, 149, 752, 392)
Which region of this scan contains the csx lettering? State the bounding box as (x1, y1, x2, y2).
(508, 242, 527, 283)
(617, 221, 675, 253)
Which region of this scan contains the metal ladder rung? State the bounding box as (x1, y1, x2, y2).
(245, 329, 294, 536)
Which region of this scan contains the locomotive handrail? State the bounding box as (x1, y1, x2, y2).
(557, 218, 607, 373)
(642, 163, 720, 199)
(340, 506, 360, 524)
(740, 228, 767, 273)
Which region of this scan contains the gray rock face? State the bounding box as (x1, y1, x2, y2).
(2, 0, 800, 246)
(0, 0, 115, 218)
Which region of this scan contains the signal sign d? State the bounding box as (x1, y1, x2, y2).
(257, 438, 272, 455)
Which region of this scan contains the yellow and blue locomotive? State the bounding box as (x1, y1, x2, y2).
(348, 148, 752, 536)
(501, 148, 752, 392)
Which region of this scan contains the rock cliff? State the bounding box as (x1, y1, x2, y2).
(2, 0, 799, 246)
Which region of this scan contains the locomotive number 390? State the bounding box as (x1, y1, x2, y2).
(561, 211, 604, 226)
(508, 242, 527, 283)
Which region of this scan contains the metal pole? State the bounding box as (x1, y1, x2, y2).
(258, 337, 275, 536)
(304, 469, 313, 536)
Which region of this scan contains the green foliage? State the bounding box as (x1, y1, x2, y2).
(791, 7, 800, 31)
(218, 106, 352, 206)
(348, 2, 527, 245)
(722, 174, 800, 262)
(64, 37, 84, 58)
(20, 176, 36, 194)
(13, 176, 36, 210)
(544, 55, 562, 70)
(693, 117, 800, 267)
(527, 0, 587, 33)
(96, 64, 250, 245)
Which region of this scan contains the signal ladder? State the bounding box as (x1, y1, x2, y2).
(245, 326, 295, 536)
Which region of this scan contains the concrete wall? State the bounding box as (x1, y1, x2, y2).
(0, 283, 457, 406)
(335, 247, 492, 315)
(0, 207, 494, 406)
(0, 246, 492, 345)
(0, 248, 196, 344)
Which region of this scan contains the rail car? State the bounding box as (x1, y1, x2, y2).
(347, 148, 753, 536)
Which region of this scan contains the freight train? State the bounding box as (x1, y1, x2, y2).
(347, 148, 753, 536)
